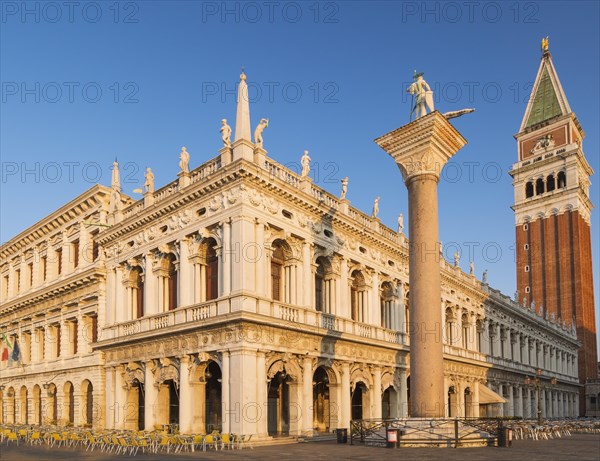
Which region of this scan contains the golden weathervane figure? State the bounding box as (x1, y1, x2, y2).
(541, 36, 549, 53)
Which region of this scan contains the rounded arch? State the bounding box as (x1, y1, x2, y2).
(535, 177, 545, 195)
(350, 366, 373, 391)
(350, 269, 368, 322)
(525, 181, 534, 198)
(19, 385, 28, 424)
(270, 239, 294, 303)
(546, 173, 556, 192)
(557, 170, 567, 188)
(44, 383, 58, 424)
(32, 384, 42, 425)
(271, 238, 294, 260)
(266, 356, 302, 383)
(63, 381, 75, 425)
(314, 360, 341, 385)
(81, 379, 94, 426)
(204, 360, 222, 433)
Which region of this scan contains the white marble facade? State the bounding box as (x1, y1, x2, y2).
(0, 74, 581, 436)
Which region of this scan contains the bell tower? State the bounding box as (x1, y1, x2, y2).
(509, 39, 597, 415)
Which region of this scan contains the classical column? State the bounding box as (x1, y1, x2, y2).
(471, 381, 480, 417)
(375, 111, 467, 417)
(507, 384, 514, 417)
(372, 367, 382, 419)
(398, 369, 408, 418)
(221, 351, 230, 433)
(144, 254, 157, 316)
(256, 352, 268, 437)
(144, 361, 157, 431)
(340, 362, 351, 428)
(114, 365, 126, 429)
(221, 221, 232, 296)
(178, 239, 191, 307)
(302, 242, 311, 308)
(302, 356, 313, 435)
(179, 356, 192, 433)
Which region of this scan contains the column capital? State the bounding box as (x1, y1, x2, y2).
(374, 111, 467, 184)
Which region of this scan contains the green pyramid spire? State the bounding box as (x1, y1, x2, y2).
(524, 66, 562, 128)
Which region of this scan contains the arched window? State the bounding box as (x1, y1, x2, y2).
(166, 254, 178, 310)
(546, 174, 556, 192)
(525, 181, 534, 198)
(476, 319, 484, 352)
(126, 266, 144, 319)
(315, 260, 325, 312)
(271, 244, 284, 301)
(535, 177, 545, 195)
(315, 257, 335, 314)
(271, 240, 295, 304)
(557, 171, 567, 188)
(350, 270, 366, 322)
(380, 282, 394, 329)
(461, 313, 469, 349)
(445, 308, 454, 345)
(205, 239, 219, 301)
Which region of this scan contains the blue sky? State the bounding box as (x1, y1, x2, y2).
(1, 1, 599, 341)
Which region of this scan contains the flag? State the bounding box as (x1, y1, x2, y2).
(11, 338, 20, 362)
(0, 334, 10, 362)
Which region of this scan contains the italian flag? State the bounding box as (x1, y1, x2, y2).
(1, 334, 11, 362)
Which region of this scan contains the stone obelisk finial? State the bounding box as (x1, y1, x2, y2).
(231, 69, 255, 162)
(234, 69, 251, 142)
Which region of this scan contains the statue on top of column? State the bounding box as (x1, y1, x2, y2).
(407, 71, 434, 120)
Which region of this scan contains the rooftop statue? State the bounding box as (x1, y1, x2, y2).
(179, 147, 190, 173)
(220, 119, 232, 148)
(144, 167, 155, 194)
(254, 118, 269, 148)
(372, 196, 380, 219)
(340, 176, 348, 199)
(301, 150, 311, 177)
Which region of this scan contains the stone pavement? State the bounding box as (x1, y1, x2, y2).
(1, 434, 599, 461)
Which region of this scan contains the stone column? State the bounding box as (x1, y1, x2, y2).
(179, 356, 192, 433)
(507, 384, 514, 417)
(114, 365, 126, 429)
(256, 352, 268, 437)
(372, 367, 382, 419)
(375, 111, 467, 417)
(472, 381, 480, 418)
(221, 351, 230, 434)
(144, 361, 157, 431)
(302, 242, 312, 308)
(340, 362, 351, 428)
(302, 356, 313, 435)
(178, 240, 191, 307)
(398, 369, 408, 417)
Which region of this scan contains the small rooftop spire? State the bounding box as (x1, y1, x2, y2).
(234, 68, 251, 142)
(111, 158, 120, 192)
